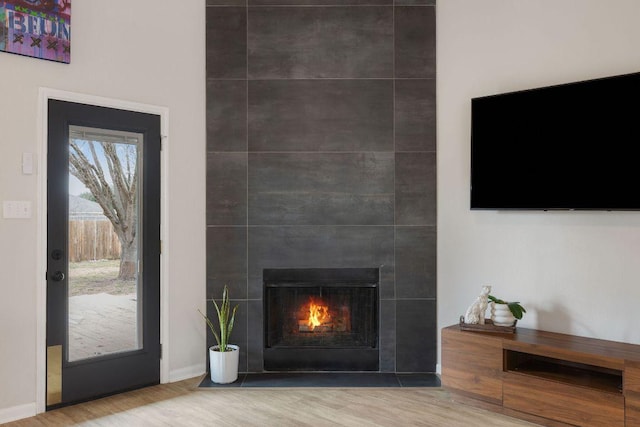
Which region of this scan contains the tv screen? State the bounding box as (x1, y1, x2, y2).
(470, 72, 640, 210)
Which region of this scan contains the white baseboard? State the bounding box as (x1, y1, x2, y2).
(0, 402, 37, 424)
(169, 364, 205, 383)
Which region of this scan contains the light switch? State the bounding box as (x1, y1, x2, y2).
(22, 153, 34, 175)
(3, 201, 15, 218)
(3, 201, 32, 219)
(17, 201, 32, 218)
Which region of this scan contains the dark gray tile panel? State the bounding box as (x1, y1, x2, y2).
(249, 153, 394, 225)
(250, 0, 390, 4)
(207, 0, 245, 6)
(247, 226, 394, 298)
(395, 152, 436, 226)
(207, 80, 247, 152)
(395, 0, 435, 5)
(395, 79, 436, 152)
(379, 299, 396, 372)
(247, 300, 264, 372)
(241, 373, 400, 387)
(396, 299, 436, 372)
(248, 7, 393, 78)
(206, 7, 247, 78)
(379, 264, 395, 300)
(207, 227, 248, 299)
(396, 373, 441, 387)
(199, 373, 440, 387)
(248, 80, 393, 152)
(199, 374, 247, 387)
(207, 153, 247, 225)
(395, 7, 436, 78)
(205, 0, 438, 373)
(395, 226, 436, 299)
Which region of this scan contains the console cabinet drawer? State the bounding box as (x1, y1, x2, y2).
(503, 373, 624, 427)
(441, 328, 503, 403)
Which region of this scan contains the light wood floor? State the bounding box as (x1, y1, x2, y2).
(6, 377, 541, 426)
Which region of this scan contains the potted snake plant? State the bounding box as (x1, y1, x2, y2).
(199, 285, 239, 383)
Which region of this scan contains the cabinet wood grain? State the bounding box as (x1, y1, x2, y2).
(625, 360, 640, 393)
(503, 373, 624, 427)
(625, 392, 640, 427)
(441, 324, 640, 427)
(441, 326, 503, 403)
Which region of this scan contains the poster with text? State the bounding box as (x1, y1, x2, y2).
(1, 0, 70, 63)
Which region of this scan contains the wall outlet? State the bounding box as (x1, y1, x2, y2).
(3, 201, 32, 219)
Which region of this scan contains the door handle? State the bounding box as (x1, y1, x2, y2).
(51, 271, 65, 282)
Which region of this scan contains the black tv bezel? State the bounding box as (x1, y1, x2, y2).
(469, 71, 640, 211)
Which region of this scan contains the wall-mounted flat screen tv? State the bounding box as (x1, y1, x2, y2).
(470, 71, 640, 210)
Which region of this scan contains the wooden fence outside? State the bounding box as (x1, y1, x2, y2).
(69, 220, 121, 262)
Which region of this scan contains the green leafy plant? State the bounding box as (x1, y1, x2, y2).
(488, 295, 526, 320)
(199, 285, 238, 352)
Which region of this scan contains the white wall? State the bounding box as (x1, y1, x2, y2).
(0, 0, 206, 419)
(438, 0, 640, 364)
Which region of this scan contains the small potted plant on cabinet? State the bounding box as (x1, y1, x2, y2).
(199, 285, 239, 384)
(488, 295, 526, 327)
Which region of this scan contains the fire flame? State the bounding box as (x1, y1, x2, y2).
(307, 300, 331, 330)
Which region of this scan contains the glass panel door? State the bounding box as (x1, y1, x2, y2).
(47, 99, 160, 407)
(66, 126, 144, 362)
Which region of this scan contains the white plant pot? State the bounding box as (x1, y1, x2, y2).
(491, 302, 516, 327)
(209, 344, 239, 384)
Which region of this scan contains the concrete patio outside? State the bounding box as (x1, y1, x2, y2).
(68, 293, 138, 361)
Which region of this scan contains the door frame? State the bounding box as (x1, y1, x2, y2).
(36, 88, 170, 413)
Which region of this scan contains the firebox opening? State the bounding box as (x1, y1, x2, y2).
(264, 268, 379, 371)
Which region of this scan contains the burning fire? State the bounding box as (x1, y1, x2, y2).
(307, 299, 331, 330)
(297, 297, 350, 333)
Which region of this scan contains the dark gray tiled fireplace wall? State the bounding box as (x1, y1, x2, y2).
(206, 0, 436, 373)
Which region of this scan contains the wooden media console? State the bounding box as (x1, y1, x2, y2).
(442, 324, 640, 427)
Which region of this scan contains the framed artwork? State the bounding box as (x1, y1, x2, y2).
(0, 1, 71, 64)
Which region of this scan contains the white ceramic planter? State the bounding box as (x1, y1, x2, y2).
(209, 344, 239, 384)
(491, 302, 516, 327)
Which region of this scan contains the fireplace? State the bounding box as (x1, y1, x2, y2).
(264, 268, 379, 371)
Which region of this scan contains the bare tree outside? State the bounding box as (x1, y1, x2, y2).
(69, 138, 139, 280)
(67, 128, 143, 362)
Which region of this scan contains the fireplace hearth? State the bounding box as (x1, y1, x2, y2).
(264, 268, 379, 371)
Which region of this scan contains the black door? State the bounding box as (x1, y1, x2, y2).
(46, 100, 161, 408)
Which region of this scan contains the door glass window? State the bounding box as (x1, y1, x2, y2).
(67, 125, 144, 362)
